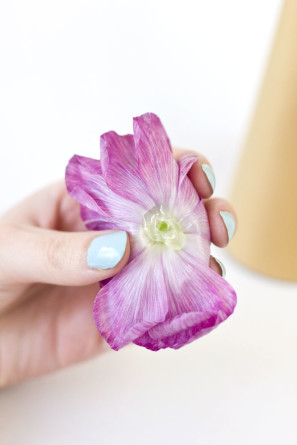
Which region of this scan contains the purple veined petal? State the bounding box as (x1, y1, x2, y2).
(93, 247, 169, 351)
(80, 205, 140, 234)
(66, 156, 107, 215)
(174, 161, 201, 221)
(133, 113, 179, 210)
(182, 232, 210, 265)
(134, 247, 236, 351)
(174, 157, 211, 264)
(177, 153, 199, 184)
(66, 155, 145, 228)
(100, 132, 155, 209)
(177, 199, 211, 266)
(134, 312, 218, 351)
(178, 198, 210, 236)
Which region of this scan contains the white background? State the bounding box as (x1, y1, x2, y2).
(1, 1, 297, 444)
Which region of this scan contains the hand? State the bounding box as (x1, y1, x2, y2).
(0, 149, 236, 387)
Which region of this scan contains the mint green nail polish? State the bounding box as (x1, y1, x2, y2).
(201, 164, 216, 192)
(214, 257, 226, 278)
(220, 211, 236, 241)
(87, 231, 127, 270)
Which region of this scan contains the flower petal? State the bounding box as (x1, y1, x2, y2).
(133, 113, 179, 209)
(93, 248, 168, 350)
(134, 312, 218, 351)
(66, 155, 145, 227)
(80, 205, 140, 235)
(134, 247, 236, 350)
(182, 232, 210, 265)
(174, 157, 201, 221)
(177, 153, 199, 184)
(100, 132, 155, 209)
(67, 155, 145, 260)
(175, 156, 211, 264)
(176, 199, 210, 266)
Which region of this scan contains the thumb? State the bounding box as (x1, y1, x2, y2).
(0, 223, 130, 286)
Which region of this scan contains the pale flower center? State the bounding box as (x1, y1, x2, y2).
(140, 206, 185, 250)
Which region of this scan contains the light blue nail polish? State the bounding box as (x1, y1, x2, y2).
(220, 211, 236, 241)
(201, 164, 216, 193)
(214, 257, 226, 278)
(87, 231, 127, 270)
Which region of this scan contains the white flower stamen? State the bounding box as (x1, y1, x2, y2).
(140, 206, 185, 250)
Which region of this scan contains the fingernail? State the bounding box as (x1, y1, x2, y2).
(201, 164, 216, 193)
(87, 231, 127, 270)
(214, 257, 226, 278)
(219, 211, 236, 241)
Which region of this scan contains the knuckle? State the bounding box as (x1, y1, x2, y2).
(45, 235, 65, 269)
(0, 222, 18, 245)
(0, 222, 21, 283)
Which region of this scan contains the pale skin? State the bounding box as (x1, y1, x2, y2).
(0, 149, 237, 387)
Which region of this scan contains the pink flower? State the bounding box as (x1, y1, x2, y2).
(66, 113, 236, 351)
